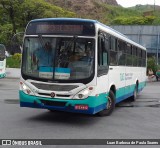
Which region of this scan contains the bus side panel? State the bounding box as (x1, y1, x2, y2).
(109, 66, 146, 104)
(125, 67, 140, 100)
(96, 74, 109, 104)
(138, 67, 147, 92)
(125, 67, 146, 95)
(0, 59, 6, 78)
(108, 66, 126, 103)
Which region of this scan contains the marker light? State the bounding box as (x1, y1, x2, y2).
(20, 81, 34, 95)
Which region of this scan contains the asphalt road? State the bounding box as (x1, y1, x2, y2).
(0, 78, 160, 147)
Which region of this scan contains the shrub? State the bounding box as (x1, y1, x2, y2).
(6, 53, 22, 68)
(12, 53, 22, 62)
(147, 57, 157, 73)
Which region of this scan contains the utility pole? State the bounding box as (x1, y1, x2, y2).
(157, 32, 160, 65)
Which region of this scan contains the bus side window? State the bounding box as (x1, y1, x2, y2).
(142, 50, 146, 67)
(132, 46, 138, 66)
(126, 43, 132, 66)
(118, 40, 126, 66)
(138, 48, 142, 67)
(110, 37, 118, 66)
(98, 33, 109, 76)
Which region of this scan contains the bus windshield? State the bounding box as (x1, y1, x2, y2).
(22, 37, 95, 82)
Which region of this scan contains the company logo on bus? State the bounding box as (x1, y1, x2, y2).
(51, 92, 55, 98)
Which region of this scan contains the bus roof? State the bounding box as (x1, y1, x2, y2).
(29, 18, 97, 23)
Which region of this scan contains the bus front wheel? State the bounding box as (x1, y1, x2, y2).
(98, 90, 115, 116)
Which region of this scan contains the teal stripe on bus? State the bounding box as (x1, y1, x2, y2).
(116, 81, 146, 103)
(19, 81, 146, 113)
(19, 91, 108, 108)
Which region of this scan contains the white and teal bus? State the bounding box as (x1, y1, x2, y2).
(20, 18, 146, 116)
(0, 44, 6, 79)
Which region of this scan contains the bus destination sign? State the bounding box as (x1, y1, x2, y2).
(36, 24, 83, 34)
(26, 21, 95, 36)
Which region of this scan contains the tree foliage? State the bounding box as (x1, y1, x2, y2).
(0, 0, 160, 54)
(0, 0, 23, 34)
(0, 0, 75, 53)
(111, 16, 156, 25)
(0, 24, 13, 45)
(19, 0, 75, 29)
(147, 57, 157, 73)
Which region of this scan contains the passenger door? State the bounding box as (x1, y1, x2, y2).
(97, 32, 109, 94)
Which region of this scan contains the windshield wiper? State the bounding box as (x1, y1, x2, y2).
(57, 36, 78, 67)
(65, 35, 78, 53)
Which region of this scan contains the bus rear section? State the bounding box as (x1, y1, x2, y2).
(0, 44, 6, 79)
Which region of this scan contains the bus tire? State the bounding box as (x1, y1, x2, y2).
(98, 90, 115, 116)
(130, 85, 138, 101)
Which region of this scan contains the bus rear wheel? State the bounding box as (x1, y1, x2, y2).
(130, 85, 138, 101)
(98, 90, 115, 116)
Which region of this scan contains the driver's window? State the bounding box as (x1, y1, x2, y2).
(98, 32, 109, 76)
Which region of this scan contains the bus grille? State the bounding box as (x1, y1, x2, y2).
(40, 100, 66, 107)
(31, 82, 78, 91)
(38, 93, 70, 98)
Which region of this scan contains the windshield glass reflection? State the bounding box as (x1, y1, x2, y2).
(22, 37, 95, 81)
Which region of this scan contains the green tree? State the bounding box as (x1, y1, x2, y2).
(19, 0, 75, 29)
(0, 0, 75, 51)
(0, 24, 13, 45)
(0, 0, 75, 34)
(147, 57, 157, 73)
(0, 0, 23, 34)
(111, 16, 156, 25)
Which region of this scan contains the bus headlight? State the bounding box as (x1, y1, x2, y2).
(73, 87, 94, 99)
(20, 81, 34, 95)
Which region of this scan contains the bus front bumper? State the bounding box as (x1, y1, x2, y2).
(19, 91, 108, 115)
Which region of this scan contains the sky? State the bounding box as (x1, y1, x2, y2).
(116, 0, 160, 8)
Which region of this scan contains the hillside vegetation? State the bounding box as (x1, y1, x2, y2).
(46, 0, 160, 25)
(1, 0, 160, 53)
(0, 0, 75, 53)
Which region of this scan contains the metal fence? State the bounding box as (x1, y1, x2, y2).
(111, 25, 160, 64)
